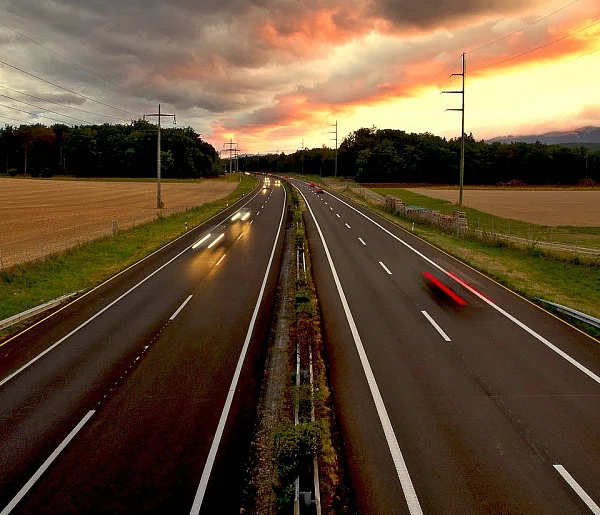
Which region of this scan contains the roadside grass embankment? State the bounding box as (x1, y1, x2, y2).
(324, 180, 600, 334)
(375, 187, 600, 250)
(0, 175, 257, 337)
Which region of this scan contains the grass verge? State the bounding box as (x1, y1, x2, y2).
(374, 187, 600, 248)
(0, 175, 257, 327)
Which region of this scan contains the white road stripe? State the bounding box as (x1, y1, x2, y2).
(170, 295, 193, 321)
(330, 192, 600, 387)
(0, 243, 192, 388)
(215, 254, 226, 266)
(554, 465, 600, 514)
(189, 187, 287, 514)
(358, 238, 366, 246)
(345, 223, 351, 229)
(336, 213, 341, 218)
(421, 311, 451, 342)
(1, 410, 96, 515)
(379, 262, 392, 275)
(295, 185, 423, 515)
(330, 207, 333, 211)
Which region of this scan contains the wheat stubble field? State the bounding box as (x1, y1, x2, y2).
(0, 178, 237, 268)
(405, 188, 600, 227)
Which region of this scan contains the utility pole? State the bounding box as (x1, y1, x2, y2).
(222, 139, 238, 177)
(329, 120, 338, 177)
(442, 53, 466, 205)
(144, 104, 176, 208)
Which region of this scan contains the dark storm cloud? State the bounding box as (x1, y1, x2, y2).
(1, 0, 581, 143)
(370, 0, 531, 29)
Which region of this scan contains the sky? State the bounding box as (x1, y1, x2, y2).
(0, 0, 598, 155)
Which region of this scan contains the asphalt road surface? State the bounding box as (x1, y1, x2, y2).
(0, 182, 287, 514)
(292, 179, 600, 515)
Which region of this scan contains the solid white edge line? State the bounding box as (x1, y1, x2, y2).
(358, 238, 366, 246)
(379, 261, 392, 275)
(189, 186, 287, 515)
(327, 191, 600, 387)
(0, 244, 192, 388)
(0, 410, 96, 515)
(554, 464, 600, 514)
(421, 311, 452, 342)
(295, 185, 423, 515)
(170, 295, 193, 321)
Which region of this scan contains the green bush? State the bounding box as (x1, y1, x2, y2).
(273, 422, 323, 507)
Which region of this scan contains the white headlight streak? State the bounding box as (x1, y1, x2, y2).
(192, 233, 212, 249)
(207, 233, 225, 249)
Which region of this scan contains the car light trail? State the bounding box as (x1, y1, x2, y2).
(207, 233, 225, 249)
(230, 213, 241, 221)
(192, 233, 212, 249)
(446, 271, 493, 304)
(423, 272, 468, 306)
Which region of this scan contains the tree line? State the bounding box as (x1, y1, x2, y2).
(241, 127, 600, 185)
(0, 121, 221, 178)
(3, 122, 599, 184)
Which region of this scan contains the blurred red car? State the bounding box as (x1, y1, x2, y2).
(309, 182, 316, 187)
(316, 188, 324, 194)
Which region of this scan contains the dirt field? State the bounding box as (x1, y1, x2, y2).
(0, 178, 237, 268)
(405, 188, 600, 227)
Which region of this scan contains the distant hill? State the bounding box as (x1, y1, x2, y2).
(486, 126, 600, 149)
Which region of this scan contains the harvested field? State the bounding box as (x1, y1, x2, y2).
(405, 188, 600, 227)
(0, 178, 237, 268)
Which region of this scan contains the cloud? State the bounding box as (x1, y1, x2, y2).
(0, 0, 597, 151)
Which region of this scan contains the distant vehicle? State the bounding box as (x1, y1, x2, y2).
(309, 183, 316, 188)
(231, 207, 252, 222)
(274, 179, 281, 187)
(315, 188, 324, 194)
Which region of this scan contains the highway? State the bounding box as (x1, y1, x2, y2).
(0, 181, 287, 514)
(292, 179, 600, 515)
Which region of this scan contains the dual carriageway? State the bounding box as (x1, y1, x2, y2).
(1, 176, 599, 514)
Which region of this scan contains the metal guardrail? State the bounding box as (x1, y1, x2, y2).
(0, 291, 81, 331)
(539, 299, 600, 330)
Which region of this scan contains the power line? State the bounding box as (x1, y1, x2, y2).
(0, 20, 117, 87)
(0, 101, 78, 125)
(466, 0, 583, 54)
(0, 85, 126, 121)
(0, 93, 93, 124)
(0, 58, 139, 116)
(0, 115, 30, 125)
(437, 0, 584, 81)
(471, 19, 600, 73)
